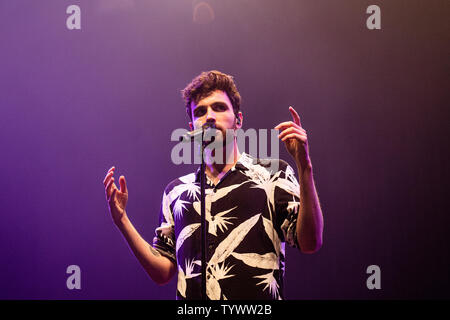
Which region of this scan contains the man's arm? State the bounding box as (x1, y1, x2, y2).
(115, 215, 176, 285)
(295, 163, 323, 253)
(275, 106, 324, 253)
(103, 167, 176, 285)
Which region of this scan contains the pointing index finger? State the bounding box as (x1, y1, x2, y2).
(289, 106, 302, 127)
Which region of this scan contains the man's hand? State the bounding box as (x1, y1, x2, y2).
(275, 106, 311, 171)
(103, 166, 129, 225)
(276, 107, 323, 253)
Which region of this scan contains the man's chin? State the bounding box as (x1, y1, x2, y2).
(200, 127, 235, 149)
(205, 139, 236, 153)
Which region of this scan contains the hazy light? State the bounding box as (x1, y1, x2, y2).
(193, 2, 215, 24)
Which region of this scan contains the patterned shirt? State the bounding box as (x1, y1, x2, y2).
(153, 153, 300, 300)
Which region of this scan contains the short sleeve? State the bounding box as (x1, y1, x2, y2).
(274, 162, 301, 248)
(152, 190, 177, 263)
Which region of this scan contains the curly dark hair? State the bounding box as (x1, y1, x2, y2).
(181, 70, 242, 120)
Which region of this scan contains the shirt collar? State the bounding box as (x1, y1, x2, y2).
(194, 152, 251, 183)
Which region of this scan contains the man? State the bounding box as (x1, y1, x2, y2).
(103, 70, 323, 300)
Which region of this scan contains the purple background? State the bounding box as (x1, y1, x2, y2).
(1, 0, 449, 299)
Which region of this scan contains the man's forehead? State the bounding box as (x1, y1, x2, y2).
(192, 90, 231, 108)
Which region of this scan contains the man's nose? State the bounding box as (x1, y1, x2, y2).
(205, 108, 216, 122)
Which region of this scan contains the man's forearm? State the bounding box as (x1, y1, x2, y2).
(296, 163, 324, 253)
(115, 214, 176, 284)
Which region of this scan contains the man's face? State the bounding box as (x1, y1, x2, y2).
(189, 90, 242, 134)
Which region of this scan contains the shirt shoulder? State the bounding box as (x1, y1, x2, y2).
(163, 172, 197, 194)
(240, 153, 291, 176)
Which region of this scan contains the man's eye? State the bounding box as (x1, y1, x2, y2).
(214, 104, 227, 111)
(194, 108, 206, 117)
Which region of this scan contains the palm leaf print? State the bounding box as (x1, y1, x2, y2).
(275, 177, 300, 198)
(177, 265, 186, 298)
(184, 258, 201, 279)
(209, 262, 235, 280)
(161, 191, 174, 225)
(192, 201, 237, 237)
(173, 196, 190, 221)
(262, 217, 281, 257)
(254, 271, 280, 299)
(166, 173, 200, 205)
(208, 207, 237, 236)
(178, 173, 196, 184)
(212, 181, 250, 202)
(230, 252, 278, 270)
(285, 165, 298, 184)
(245, 165, 281, 221)
(286, 201, 300, 214)
(206, 272, 222, 300)
(209, 213, 261, 266)
(176, 223, 200, 252)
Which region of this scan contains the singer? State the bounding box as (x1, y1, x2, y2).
(103, 70, 323, 300)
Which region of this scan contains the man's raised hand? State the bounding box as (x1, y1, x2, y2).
(275, 106, 311, 171)
(103, 166, 129, 225)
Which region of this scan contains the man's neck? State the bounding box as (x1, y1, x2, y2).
(204, 142, 241, 184)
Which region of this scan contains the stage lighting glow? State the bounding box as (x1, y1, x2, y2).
(193, 2, 215, 24)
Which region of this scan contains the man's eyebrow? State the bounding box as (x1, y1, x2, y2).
(192, 104, 206, 111)
(212, 102, 227, 106)
(194, 101, 228, 109)
(210, 102, 229, 109)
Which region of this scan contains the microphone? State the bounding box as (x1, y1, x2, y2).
(179, 122, 217, 143)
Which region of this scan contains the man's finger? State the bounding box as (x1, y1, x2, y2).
(106, 166, 115, 177)
(274, 121, 300, 130)
(289, 106, 302, 127)
(281, 132, 307, 142)
(109, 188, 117, 204)
(277, 125, 306, 134)
(106, 177, 115, 198)
(119, 176, 127, 194)
(278, 127, 306, 139)
(279, 131, 307, 142)
(103, 171, 114, 186)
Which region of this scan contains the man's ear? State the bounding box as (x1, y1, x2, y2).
(236, 112, 243, 128)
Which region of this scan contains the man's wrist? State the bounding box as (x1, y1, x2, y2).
(296, 158, 313, 175)
(114, 213, 130, 229)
